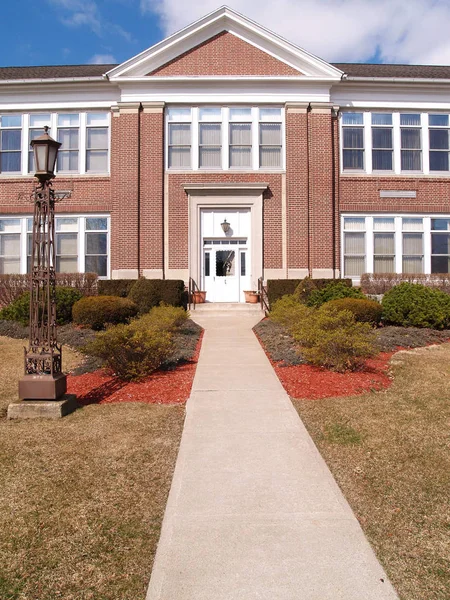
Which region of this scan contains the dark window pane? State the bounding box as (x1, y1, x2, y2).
(343, 149, 363, 169)
(85, 255, 107, 277)
(343, 128, 363, 148)
(342, 113, 363, 125)
(429, 114, 448, 126)
(372, 128, 392, 149)
(401, 128, 421, 149)
(241, 252, 246, 276)
(372, 150, 392, 170)
(1, 152, 21, 172)
(86, 232, 107, 255)
(204, 252, 210, 277)
(429, 129, 449, 150)
(431, 255, 450, 273)
(400, 114, 420, 126)
(215, 250, 235, 277)
(431, 218, 450, 230)
(86, 217, 107, 231)
(401, 150, 421, 170)
(431, 233, 450, 255)
(372, 113, 392, 125)
(1, 129, 21, 151)
(430, 151, 449, 171)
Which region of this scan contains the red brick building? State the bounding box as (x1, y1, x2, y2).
(1, 7, 450, 302)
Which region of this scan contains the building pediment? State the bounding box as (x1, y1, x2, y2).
(106, 6, 343, 82)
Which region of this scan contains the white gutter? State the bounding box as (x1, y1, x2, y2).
(109, 76, 340, 83)
(343, 76, 450, 84)
(0, 77, 108, 85)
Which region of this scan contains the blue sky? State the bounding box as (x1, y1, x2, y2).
(2, 0, 450, 68)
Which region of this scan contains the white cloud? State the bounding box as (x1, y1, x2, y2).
(140, 0, 450, 64)
(88, 53, 118, 64)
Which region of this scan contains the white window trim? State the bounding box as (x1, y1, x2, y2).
(0, 214, 110, 278)
(0, 111, 110, 177)
(165, 105, 285, 172)
(341, 213, 450, 283)
(340, 110, 450, 176)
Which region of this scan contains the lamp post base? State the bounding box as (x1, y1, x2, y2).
(7, 394, 78, 420)
(18, 373, 67, 401)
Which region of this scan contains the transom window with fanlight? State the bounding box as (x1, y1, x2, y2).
(0, 215, 110, 277)
(166, 106, 284, 171)
(342, 215, 450, 280)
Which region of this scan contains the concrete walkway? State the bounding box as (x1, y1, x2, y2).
(146, 311, 399, 600)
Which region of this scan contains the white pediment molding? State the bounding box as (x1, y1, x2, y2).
(106, 6, 343, 81)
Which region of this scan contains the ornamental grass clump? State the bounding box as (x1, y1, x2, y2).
(382, 282, 450, 329)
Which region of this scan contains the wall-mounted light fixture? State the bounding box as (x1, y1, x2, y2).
(221, 218, 231, 234)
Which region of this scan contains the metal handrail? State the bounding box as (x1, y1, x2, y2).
(258, 277, 270, 314)
(188, 277, 202, 310)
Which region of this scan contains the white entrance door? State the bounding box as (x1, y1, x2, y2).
(203, 241, 250, 302)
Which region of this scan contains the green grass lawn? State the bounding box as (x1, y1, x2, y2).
(293, 343, 450, 600)
(0, 337, 184, 600)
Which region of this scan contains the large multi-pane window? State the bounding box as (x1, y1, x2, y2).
(342, 112, 364, 170)
(431, 218, 450, 274)
(198, 108, 222, 169)
(429, 115, 450, 171)
(166, 106, 284, 170)
(1, 215, 109, 277)
(167, 108, 191, 169)
(0, 115, 21, 173)
(0, 112, 109, 176)
(372, 113, 393, 171)
(341, 111, 450, 174)
(0, 218, 21, 273)
(343, 215, 450, 278)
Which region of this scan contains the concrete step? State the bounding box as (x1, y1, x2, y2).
(190, 302, 265, 318)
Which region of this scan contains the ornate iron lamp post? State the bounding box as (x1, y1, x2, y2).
(18, 127, 67, 402)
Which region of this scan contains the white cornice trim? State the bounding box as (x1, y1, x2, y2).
(112, 76, 338, 83)
(0, 77, 108, 85)
(343, 76, 450, 84)
(183, 182, 269, 191)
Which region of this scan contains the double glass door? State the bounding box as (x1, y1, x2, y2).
(203, 239, 250, 302)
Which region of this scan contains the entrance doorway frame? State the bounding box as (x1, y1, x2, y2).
(183, 183, 268, 299)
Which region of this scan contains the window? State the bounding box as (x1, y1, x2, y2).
(229, 108, 252, 168)
(166, 106, 284, 171)
(199, 108, 221, 169)
(86, 113, 108, 173)
(429, 114, 449, 172)
(343, 217, 366, 276)
(342, 113, 364, 170)
(2, 215, 109, 277)
(85, 217, 108, 277)
(28, 114, 51, 173)
(372, 113, 393, 171)
(0, 115, 21, 173)
(167, 108, 191, 169)
(0, 219, 21, 273)
(431, 218, 450, 273)
(259, 108, 282, 168)
(373, 218, 395, 272)
(400, 114, 422, 171)
(402, 218, 424, 273)
(57, 114, 79, 172)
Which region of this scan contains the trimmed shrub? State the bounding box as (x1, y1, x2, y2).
(305, 280, 365, 307)
(360, 273, 450, 295)
(128, 279, 184, 314)
(72, 295, 138, 330)
(270, 295, 310, 330)
(138, 304, 188, 332)
(98, 279, 137, 298)
(290, 305, 377, 372)
(85, 320, 173, 381)
(267, 278, 352, 307)
(0, 286, 83, 326)
(0, 272, 97, 308)
(381, 283, 450, 329)
(324, 298, 383, 325)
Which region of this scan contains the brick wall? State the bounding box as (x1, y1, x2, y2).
(167, 172, 283, 270)
(149, 31, 301, 77)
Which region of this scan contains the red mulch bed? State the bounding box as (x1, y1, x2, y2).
(271, 353, 394, 400)
(67, 332, 203, 405)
